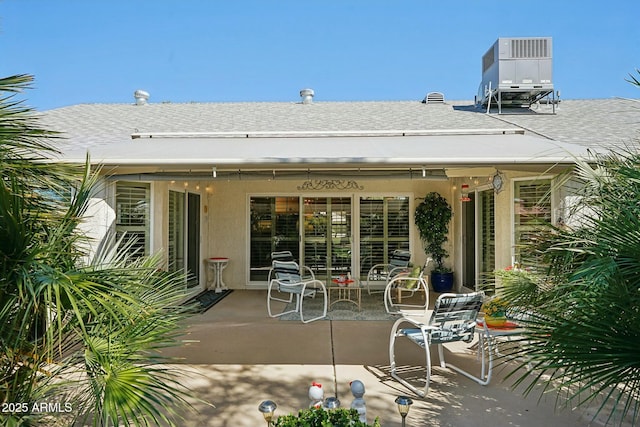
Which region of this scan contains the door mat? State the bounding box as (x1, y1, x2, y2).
(186, 289, 233, 313)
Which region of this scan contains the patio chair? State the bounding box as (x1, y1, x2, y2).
(267, 260, 327, 323)
(267, 251, 313, 303)
(383, 258, 432, 316)
(389, 291, 487, 397)
(365, 249, 412, 295)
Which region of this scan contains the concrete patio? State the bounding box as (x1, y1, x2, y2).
(161, 290, 623, 426)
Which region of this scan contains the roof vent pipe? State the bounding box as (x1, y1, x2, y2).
(134, 90, 150, 106)
(299, 88, 314, 104)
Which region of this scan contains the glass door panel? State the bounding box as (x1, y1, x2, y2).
(359, 196, 410, 275)
(478, 189, 495, 292)
(249, 196, 300, 281)
(168, 190, 185, 275)
(186, 192, 200, 288)
(302, 197, 352, 280)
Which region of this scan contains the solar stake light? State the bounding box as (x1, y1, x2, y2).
(323, 396, 340, 409)
(258, 400, 277, 426)
(395, 395, 413, 427)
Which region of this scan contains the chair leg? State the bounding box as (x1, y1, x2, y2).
(367, 280, 384, 295)
(267, 281, 298, 318)
(385, 278, 429, 316)
(437, 338, 492, 386)
(389, 318, 431, 398)
(300, 281, 327, 323)
(269, 288, 295, 304)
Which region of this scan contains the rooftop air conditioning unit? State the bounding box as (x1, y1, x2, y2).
(478, 37, 555, 113)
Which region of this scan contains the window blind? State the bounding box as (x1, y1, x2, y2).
(115, 182, 150, 259)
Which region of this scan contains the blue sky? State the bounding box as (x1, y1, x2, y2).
(1, 1, 639, 111)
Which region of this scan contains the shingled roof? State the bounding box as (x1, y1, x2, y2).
(42, 98, 639, 147)
(40, 98, 639, 173)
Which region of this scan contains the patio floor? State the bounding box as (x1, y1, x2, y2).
(161, 290, 621, 426)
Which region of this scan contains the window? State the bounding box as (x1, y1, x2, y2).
(513, 179, 552, 268)
(115, 182, 150, 259)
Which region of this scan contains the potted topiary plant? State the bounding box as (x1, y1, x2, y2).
(414, 192, 454, 292)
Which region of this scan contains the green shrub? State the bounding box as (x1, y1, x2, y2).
(272, 407, 380, 427)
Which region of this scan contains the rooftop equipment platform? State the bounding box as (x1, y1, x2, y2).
(477, 37, 556, 114)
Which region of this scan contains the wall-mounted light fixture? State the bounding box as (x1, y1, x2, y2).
(212, 167, 217, 178)
(460, 183, 471, 202)
(491, 170, 505, 193)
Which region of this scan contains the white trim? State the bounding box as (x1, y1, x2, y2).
(131, 128, 526, 139)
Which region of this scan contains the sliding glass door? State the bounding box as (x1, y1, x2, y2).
(168, 190, 200, 288)
(249, 194, 410, 283)
(462, 188, 495, 291)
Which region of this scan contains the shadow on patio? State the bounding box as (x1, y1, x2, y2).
(160, 290, 619, 427)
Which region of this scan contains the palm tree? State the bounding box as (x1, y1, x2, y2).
(0, 75, 198, 426)
(500, 146, 640, 425)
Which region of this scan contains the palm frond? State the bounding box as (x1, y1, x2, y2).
(501, 147, 640, 426)
(1, 74, 199, 426)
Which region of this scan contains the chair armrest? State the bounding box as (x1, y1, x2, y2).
(389, 266, 411, 276)
(301, 265, 316, 280)
(386, 273, 425, 289)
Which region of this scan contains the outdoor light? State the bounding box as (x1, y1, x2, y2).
(323, 396, 340, 409)
(460, 183, 471, 202)
(422, 166, 426, 178)
(395, 396, 413, 427)
(212, 166, 217, 178)
(258, 400, 277, 426)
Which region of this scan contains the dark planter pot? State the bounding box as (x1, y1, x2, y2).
(431, 271, 454, 293)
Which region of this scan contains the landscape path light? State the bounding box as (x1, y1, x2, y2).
(395, 395, 413, 427)
(323, 396, 340, 409)
(258, 400, 277, 426)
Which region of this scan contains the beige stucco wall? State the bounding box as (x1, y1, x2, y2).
(133, 170, 559, 292)
(206, 178, 453, 289)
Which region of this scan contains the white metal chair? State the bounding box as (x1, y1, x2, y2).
(267, 260, 327, 323)
(267, 251, 313, 303)
(389, 291, 487, 397)
(365, 249, 412, 295)
(383, 259, 432, 316)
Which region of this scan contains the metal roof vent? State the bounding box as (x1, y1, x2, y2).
(134, 90, 150, 106)
(299, 88, 314, 104)
(422, 92, 445, 104)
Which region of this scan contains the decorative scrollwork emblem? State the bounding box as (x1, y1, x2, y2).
(297, 179, 364, 191)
